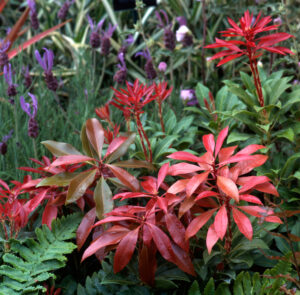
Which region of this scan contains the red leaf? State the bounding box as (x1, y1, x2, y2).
(114, 227, 140, 273)
(217, 53, 244, 66)
(239, 194, 263, 205)
(86, 118, 104, 159)
(165, 213, 188, 251)
(186, 171, 210, 197)
(195, 191, 219, 201)
(170, 243, 196, 276)
(107, 164, 139, 192)
(157, 163, 169, 191)
(139, 243, 157, 286)
(0, 0, 8, 13)
(141, 177, 157, 194)
(92, 216, 137, 228)
(214, 205, 228, 240)
(167, 179, 189, 194)
(156, 197, 168, 214)
(104, 136, 127, 159)
(217, 175, 239, 202)
(218, 146, 237, 163)
(232, 207, 253, 240)
(206, 224, 219, 254)
(236, 144, 265, 156)
(185, 209, 217, 239)
(168, 151, 204, 163)
(179, 196, 196, 218)
(258, 32, 294, 47)
(168, 163, 203, 175)
(147, 223, 173, 261)
(76, 208, 96, 251)
(254, 182, 279, 197)
(233, 154, 268, 176)
(81, 229, 129, 262)
(202, 133, 215, 155)
(215, 126, 229, 157)
(238, 176, 270, 193)
(50, 155, 94, 167)
(42, 204, 58, 230)
(238, 205, 266, 217)
(8, 20, 71, 59)
(219, 154, 255, 166)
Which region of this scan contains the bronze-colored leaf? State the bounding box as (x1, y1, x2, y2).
(41, 140, 82, 157)
(94, 177, 113, 220)
(37, 172, 80, 187)
(113, 159, 154, 170)
(80, 123, 96, 158)
(86, 118, 104, 159)
(66, 169, 97, 204)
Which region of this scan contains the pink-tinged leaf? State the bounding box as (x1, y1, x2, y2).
(185, 209, 217, 239)
(104, 136, 127, 159)
(217, 53, 244, 66)
(86, 118, 104, 159)
(206, 224, 219, 254)
(179, 196, 196, 218)
(238, 176, 270, 194)
(265, 215, 283, 224)
(218, 146, 237, 163)
(113, 192, 149, 201)
(147, 223, 173, 261)
(0, 0, 8, 13)
(236, 144, 265, 156)
(186, 171, 210, 198)
(219, 154, 255, 166)
(107, 164, 139, 192)
(42, 204, 58, 229)
(239, 194, 263, 205)
(257, 32, 294, 47)
(202, 133, 215, 155)
(157, 163, 169, 191)
(0, 179, 10, 190)
(232, 207, 253, 240)
(215, 126, 229, 157)
(81, 230, 129, 262)
(165, 213, 188, 251)
(233, 155, 268, 176)
(168, 163, 203, 176)
(114, 227, 140, 273)
(253, 182, 279, 197)
(156, 197, 168, 214)
(139, 244, 157, 286)
(195, 191, 219, 201)
(167, 151, 203, 163)
(141, 177, 157, 194)
(238, 205, 266, 217)
(76, 208, 96, 251)
(167, 179, 189, 194)
(50, 155, 94, 167)
(171, 243, 196, 276)
(217, 175, 239, 202)
(25, 189, 49, 212)
(214, 205, 228, 240)
(8, 19, 71, 59)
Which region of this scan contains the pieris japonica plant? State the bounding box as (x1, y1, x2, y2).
(80, 126, 282, 285)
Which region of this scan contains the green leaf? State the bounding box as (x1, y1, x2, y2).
(280, 152, 300, 179)
(94, 177, 113, 220)
(188, 280, 201, 295)
(105, 132, 136, 164)
(215, 283, 231, 295)
(164, 109, 177, 134)
(274, 128, 294, 142)
(196, 82, 210, 108)
(41, 140, 82, 157)
(153, 135, 178, 161)
(203, 278, 215, 295)
(240, 71, 255, 95)
(233, 272, 244, 295)
(66, 169, 97, 204)
(37, 172, 80, 187)
(81, 123, 97, 158)
(227, 131, 251, 144)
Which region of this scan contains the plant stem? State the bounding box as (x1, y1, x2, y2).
(96, 58, 106, 94)
(32, 138, 38, 160)
(13, 103, 19, 145)
(170, 56, 174, 85)
(135, 116, 148, 161)
(201, 0, 207, 84)
(136, 114, 152, 163)
(224, 201, 232, 254)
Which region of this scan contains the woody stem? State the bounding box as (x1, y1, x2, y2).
(136, 114, 152, 163)
(224, 200, 232, 254)
(158, 102, 165, 134)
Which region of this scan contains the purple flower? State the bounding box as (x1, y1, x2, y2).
(125, 34, 134, 46)
(22, 66, 33, 90)
(4, 63, 18, 98)
(35, 48, 58, 91)
(158, 61, 167, 72)
(27, 0, 39, 30)
(180, 89, 198, 106)
(87, 15, 105, 49)
(0, 130, 13, 155)
(273, 17, 282, 26)
(136, 49, 157, 80)
(0, 40, 10, 68)
(114, 52, 127, 84)
(176, 16, 187, 26)
(20, 93, 39, 138)
(101, 23, 117, 56)
(176, 25, 193, 47)
(58, 0, 74, 21)
(156, 9, 175, 51)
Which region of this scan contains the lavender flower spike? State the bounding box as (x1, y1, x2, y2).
(27, 0, 39, 30)
(114, 52, 127, 84)
(0, 130, 13, 155)
(35, 48, 58, 91)
(0, 40, 10, 68)
(4, 63, 18, 98)
(58, 0, 75, 21)
(101, 23, 117, 56)
(88, 15, 105, 49)
(20, 93, 39, 138)
(156, 9, 175, 51)
(136, 49, 157, 80)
